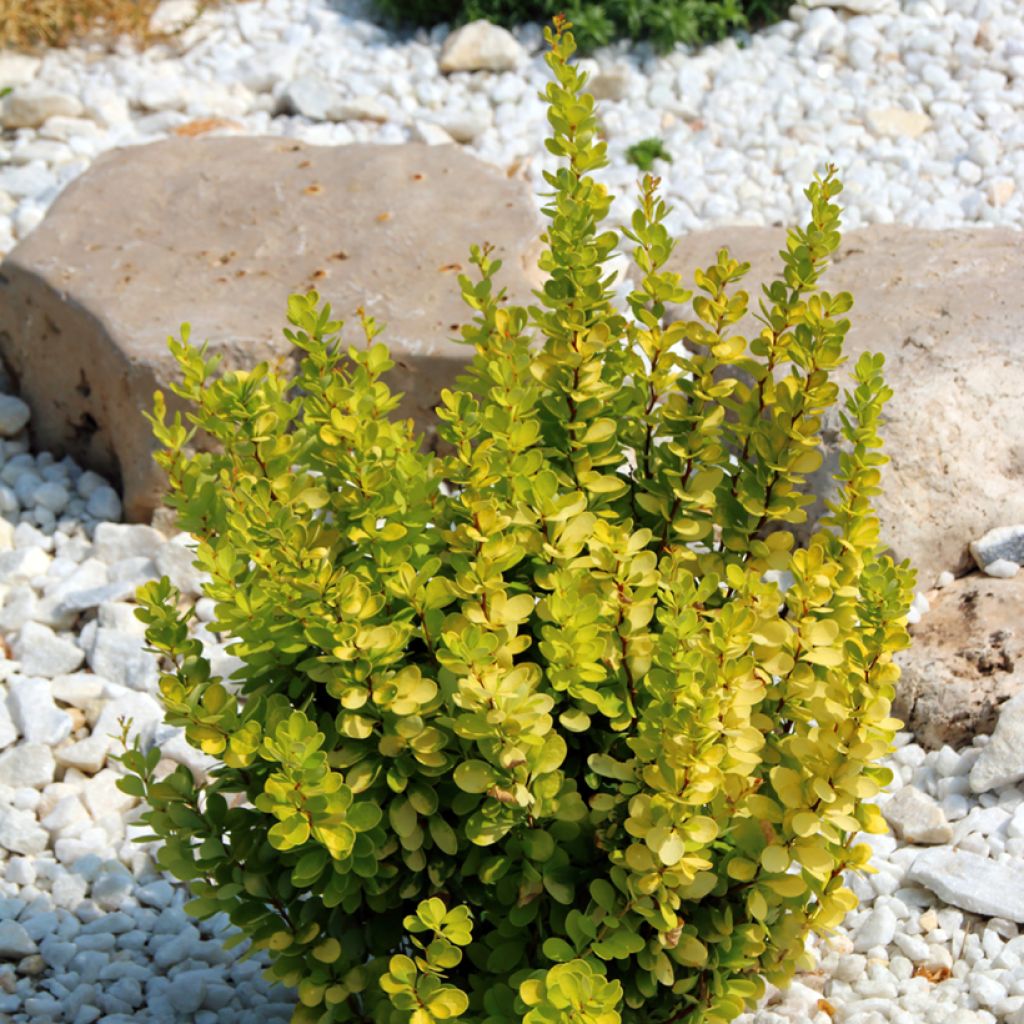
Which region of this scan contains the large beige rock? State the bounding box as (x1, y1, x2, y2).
(892, 573, 1024, 750)
(666, 225, 1024, 585)
(0, 137, 543, 522)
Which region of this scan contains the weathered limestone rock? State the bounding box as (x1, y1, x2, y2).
(666, 225, 1024, 585)
(0, 138, 543, 522)
(892, 573, 1023, 750)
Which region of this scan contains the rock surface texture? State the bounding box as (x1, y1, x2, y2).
(893, 573, 1024, 750)
(0, 138, 542, 521)
(666, 225, 1024, 585)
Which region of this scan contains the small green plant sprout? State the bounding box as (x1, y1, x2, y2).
(122, 15, 914, 1024)
(626, 136, 673, 172)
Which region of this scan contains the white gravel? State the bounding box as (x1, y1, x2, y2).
(1, 0, 1023, 260)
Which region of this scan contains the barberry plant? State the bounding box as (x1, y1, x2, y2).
(120, 17, 914, 1024)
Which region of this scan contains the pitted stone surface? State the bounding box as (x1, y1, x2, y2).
(892, 573, 1024, 750)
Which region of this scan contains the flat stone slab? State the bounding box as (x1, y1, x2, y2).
(0, 137, 543, 521)
(908, 847, 1024, 922)
(667, 225, 1024, 585)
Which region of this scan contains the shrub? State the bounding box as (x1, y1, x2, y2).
(626, 137, 672, 171)
(120, 17, 914, 1024)
(372, 0, 790, 53)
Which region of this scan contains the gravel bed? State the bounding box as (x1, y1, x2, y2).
(0, 0, 1023, 259)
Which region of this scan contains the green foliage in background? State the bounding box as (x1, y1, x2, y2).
(119, 17, 914, 1024)
(626, 137, 673, 172)
(373, 0, 790, 52)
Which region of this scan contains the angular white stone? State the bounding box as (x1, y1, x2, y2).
(90, 690, 165, 748)
(82, 768, 136, 819)
(410, 121, 454, 146)
(0, 742, 54, 788)
(430, 112, 490, 144)
(49, 672, 107, 708)
(331, 96, 389, 123)
(54, 734, 108, 775)
(0, 585, 36, 632)
(47, 556, 107, 601)
(0, 919, 37, 958)
(91, 523, 164, 564)
(40, 793, 90, 835)
(909, 848, 1024, 922)
(154, 536, 205, 597)
(87, 627, 160, 692)
(12, 621, 85, 678)
(282, 73, 344, 121)
(0, 805, 47, 855)
(97, 601, 147, 636)
(853, 905, 898, 951)
(0, 546, 50, 581)
(971, 690, 1024, 793)
(158, 727, 218, 782)
(6, 677, 73, 745)
(439, 21, 524, 74)
(107, 555, 159, 584)
(57, 579, 141, 612)
(882, 785, 953, 844)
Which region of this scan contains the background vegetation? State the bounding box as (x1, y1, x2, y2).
(372, 0, 793, 52)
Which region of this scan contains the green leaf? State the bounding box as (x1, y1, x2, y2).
(521, 830, 555, 862)
(428, 816, 459, 856)
(542, 937, 576, 963)
(454, 760, 497, 794)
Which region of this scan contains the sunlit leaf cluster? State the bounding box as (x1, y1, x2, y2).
(120, 18, 914, 1024)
